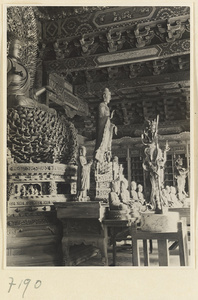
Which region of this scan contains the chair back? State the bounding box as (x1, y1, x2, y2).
(168, 208, 190, 225)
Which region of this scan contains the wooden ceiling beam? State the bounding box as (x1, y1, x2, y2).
(40, 6, 190, 42)
(44, 39, 190, 72)
(73, 71, 190, 98)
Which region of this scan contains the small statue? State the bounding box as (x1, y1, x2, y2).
(33, 185, 41, 196)
(130, 181, 138, 201)
(20, 185, 27, 197)
(77, 146, 93, 201)
(27, 184, 34, 196)
(109, 181, 127, 211)
(112, 156, 119, 180)
(174, 155, 189, 200)
(169, 186, 183, 208)
(120, 179, 130, 204)
(130, 184, 145, 222)
(109, 181, 121, 207)
(137, 184, 145, 205)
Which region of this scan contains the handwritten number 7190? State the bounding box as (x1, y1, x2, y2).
(8, 277, 42, 298)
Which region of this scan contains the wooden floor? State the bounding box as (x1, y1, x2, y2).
(78, 240, 191, 267)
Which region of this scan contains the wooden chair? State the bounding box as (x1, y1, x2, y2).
(168, 208, 190, 226)
(131, 220, 189, 266)
(168, 208, 190, 250)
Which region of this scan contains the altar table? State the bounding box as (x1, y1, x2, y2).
(102, 219, 133, 266)
(54, 201, 109, 266)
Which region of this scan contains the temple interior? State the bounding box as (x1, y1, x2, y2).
(6, 6, 191, 267)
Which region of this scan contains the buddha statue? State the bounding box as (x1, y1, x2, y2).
(7, 35, 56, 114)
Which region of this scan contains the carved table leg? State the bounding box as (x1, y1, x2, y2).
(62, 237, 73, 266)
(98, 225, 109, 266)
(98, 238, 108, 266)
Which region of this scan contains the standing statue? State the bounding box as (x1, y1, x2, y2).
(7, 34, 56, 114)
(142, 115, 170, 213)
(95, 88, 117, 163)
(77, 146, 93, 201)
(174, 155, 189, 200)
(112, 156, 119, 180)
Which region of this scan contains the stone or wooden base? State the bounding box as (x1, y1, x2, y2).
(54, 201, 109, 266)
(140, 211, 180, 232)
(108, 210, 129, 220)
(7, 211, 63, 266)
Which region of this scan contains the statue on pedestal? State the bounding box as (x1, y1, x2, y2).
(109, 181, 121, 208)
(77, 146, 93, 202)
(142, 115, 170, 213)
(95, 88, 117, 163)
(109, 181, 129, 213)
(91, 88, 117, 202)
(7, 32, 78, 165)
(7, 33, 56, 114)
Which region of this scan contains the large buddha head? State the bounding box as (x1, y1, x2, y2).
(7, 33, 23, 59)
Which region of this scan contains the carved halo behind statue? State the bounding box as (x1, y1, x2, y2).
(7, 33, 78, 165)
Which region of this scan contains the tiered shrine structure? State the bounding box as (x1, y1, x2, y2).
(6, 34, 80, 266)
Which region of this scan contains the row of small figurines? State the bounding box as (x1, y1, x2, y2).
(109, 179, 145, 207)
(12, 184, 42, 197)
(108, 180, 189, 224)
(108, 179, 145, 223)
(130, 182, 189, 208)
(110, 178, 189, 209)
(160, 185, 189, 208)
(130, 181, 189, 208)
